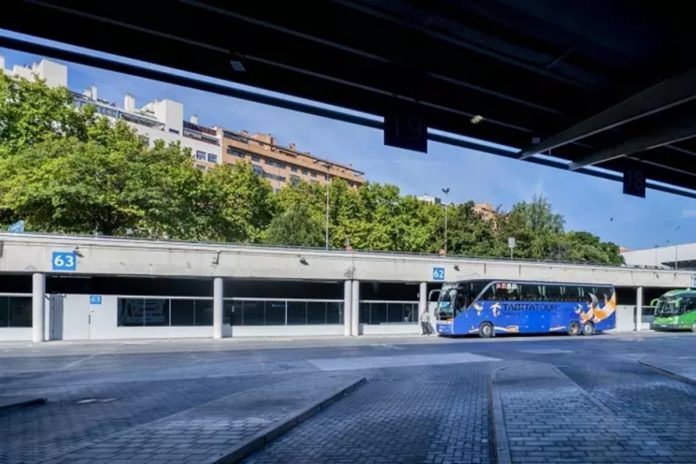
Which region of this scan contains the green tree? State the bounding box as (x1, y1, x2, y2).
(0, 119, 187, 235)
(265, 202, 324, 246)
(193, 162, 276, 243)
(0, 73, 92, 157)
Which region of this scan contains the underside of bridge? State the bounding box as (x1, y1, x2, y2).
(2, 0, 696, 197)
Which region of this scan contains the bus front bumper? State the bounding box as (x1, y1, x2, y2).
(436, 322, 453, 335)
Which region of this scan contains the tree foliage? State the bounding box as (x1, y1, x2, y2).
(0, 73, 623, 264)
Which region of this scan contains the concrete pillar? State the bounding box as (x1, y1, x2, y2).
(351, 280, 360, 336)
(636, 286, 643, 332)
(418, 282, 427, 322)
(213, 277, 224, 339)
(343, 280, 352, 337)
(32, 273, 45, 343)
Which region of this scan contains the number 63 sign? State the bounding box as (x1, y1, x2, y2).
(52, 251, 77, 271)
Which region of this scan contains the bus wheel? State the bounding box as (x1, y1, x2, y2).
(567, 321, 580, 336)
(582, 322, 595, 336)
(479, 322, 494, 338)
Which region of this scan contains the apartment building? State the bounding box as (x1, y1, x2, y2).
(223, 130, 365, 191)
(74, 89, 222, 170)
(2, 53, 364, 187)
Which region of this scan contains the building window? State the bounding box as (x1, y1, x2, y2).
(302, 169, 309, 175)
(117, 298, 214, 327)
(195, 150, 207, 161)
(207, 153, 218, 163)
(117, 298, 170, 327)
(226, 147, 246, 158)
(291, 166, 298, 173)
(222, 299, 343, 326)
(290, 175, 301, 185)
(0, 296, 32, 327)
(251, 155, 261, 162)
(310, 171, 317, 177)
(252, 165, 264, 176)
(168, 128, 180, 135)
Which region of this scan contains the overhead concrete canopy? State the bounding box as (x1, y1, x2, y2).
(2, 1, 696, 197)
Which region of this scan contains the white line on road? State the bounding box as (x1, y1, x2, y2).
(308, 352, 500, 371)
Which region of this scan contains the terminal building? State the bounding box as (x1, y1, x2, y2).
(622, 243, 696, 271)
(0, 54, 366, 189)
(0, 233, 690, 342)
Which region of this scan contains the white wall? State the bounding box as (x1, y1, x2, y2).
(361, 323, 419, 335)
(0, 328, 32, 341)
(127, 123, 221, 164)
(614, 305, 635, 332)
(227, 325, 343, 337)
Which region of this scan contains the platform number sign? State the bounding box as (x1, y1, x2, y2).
(623, 167, 645, 198)
(432, 267, 445, 281)
(89, 295, 102, 305)
(384, 111, 427, 153)
(52, 251, 77, 272)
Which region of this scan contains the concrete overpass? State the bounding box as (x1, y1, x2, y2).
(0, 233, 689, 342)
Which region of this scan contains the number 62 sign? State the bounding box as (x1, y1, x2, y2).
(52, 251, 77, 271)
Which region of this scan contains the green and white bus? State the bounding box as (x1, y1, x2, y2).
(652, 289, 696, 332)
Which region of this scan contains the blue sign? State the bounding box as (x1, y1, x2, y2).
(7, 220, 24, 233)
(433, 267, 445, 281)
(90, 295, 102, 305)
(51, 251, 77, 272)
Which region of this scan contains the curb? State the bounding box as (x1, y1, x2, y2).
(0, 397, 46, 413)
(638, 360, 696, 387)
(211, 376, 367, 464)
(489, 367, 512, 464)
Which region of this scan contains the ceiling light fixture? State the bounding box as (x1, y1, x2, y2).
(230, 53, 246, 72)
(470, 115, 484, 124)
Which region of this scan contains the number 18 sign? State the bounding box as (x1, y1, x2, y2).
(52, 251, 77, 272)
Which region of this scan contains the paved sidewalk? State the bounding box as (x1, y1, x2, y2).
(639, 354, 696, 384)
(493, 362, 696, 463)
(45, 374, 364, 464)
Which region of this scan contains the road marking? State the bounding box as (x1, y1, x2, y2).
(519, 349, 574, 354)
(308, 352, 500, 371)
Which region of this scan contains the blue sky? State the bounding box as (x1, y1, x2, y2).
(1, 31, 694, 250)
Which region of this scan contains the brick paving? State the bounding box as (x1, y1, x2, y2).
(243, 364, 494, 464)
(495, 361, 696, 463)
(0, 374, 301, 463)
(43, 374, 363, 464)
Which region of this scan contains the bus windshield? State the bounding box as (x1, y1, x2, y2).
(436, 286, 457, 319)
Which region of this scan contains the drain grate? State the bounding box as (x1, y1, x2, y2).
(76, 397, 120, 405)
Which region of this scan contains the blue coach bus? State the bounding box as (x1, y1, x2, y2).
(435, 279, 617, 338)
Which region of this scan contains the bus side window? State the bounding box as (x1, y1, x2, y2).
(545, 285, 562, 302)
(683, 297, 696, 312)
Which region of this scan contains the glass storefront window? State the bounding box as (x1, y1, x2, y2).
(171, 299, 195, 326)
(287, 301, 307, 325)
(243, 301, 264, 325)
(266, 301, 286, 325)
(194, 300, 213, 326)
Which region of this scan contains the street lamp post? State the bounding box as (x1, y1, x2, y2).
(441, 188, 450, 256)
